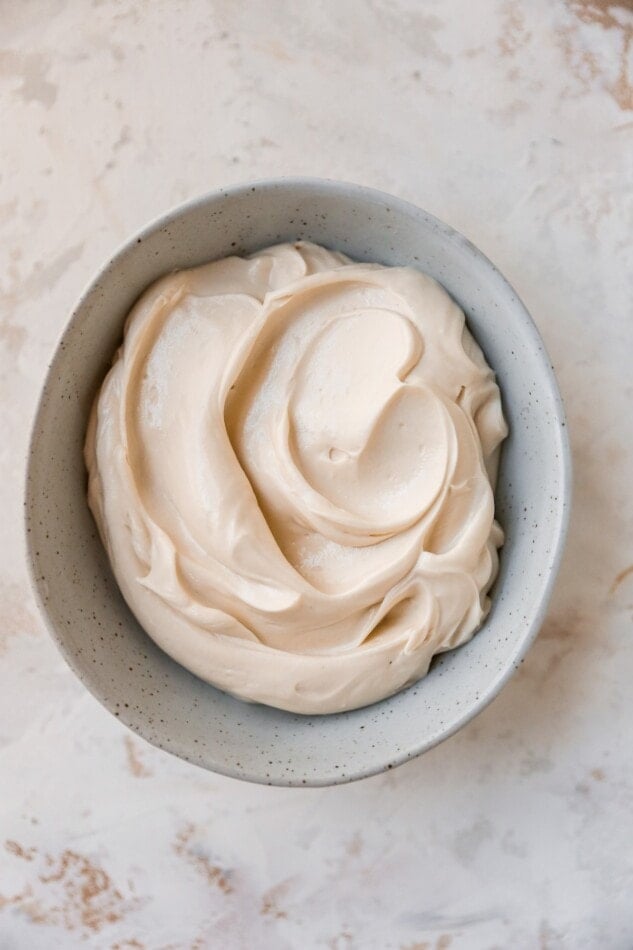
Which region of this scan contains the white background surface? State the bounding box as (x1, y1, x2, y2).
(1, 1, 632, 947)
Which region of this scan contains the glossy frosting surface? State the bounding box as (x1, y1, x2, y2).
(86, 242, 507, 713)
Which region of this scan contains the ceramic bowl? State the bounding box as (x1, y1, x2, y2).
(25, 178, 571, 786)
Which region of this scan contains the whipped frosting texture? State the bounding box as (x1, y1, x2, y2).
(85, 242, 508, 714)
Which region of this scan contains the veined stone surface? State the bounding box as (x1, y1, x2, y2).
(1, 1, 632, 947)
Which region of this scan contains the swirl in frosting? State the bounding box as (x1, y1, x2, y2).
(85, 241, 507, 714)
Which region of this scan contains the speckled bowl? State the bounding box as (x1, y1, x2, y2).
(25, 178, 571, 786)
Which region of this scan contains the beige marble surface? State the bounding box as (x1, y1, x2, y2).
(1, 1, 632, 947)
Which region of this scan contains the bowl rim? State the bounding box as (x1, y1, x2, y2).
(24, 176, 572, 786)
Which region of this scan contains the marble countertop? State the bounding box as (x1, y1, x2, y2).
(1, 1, 632, 947)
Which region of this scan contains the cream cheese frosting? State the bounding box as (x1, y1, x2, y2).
(85, 241, 508, 714)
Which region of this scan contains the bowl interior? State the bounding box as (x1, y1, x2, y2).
(26, 179, 570, 786)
